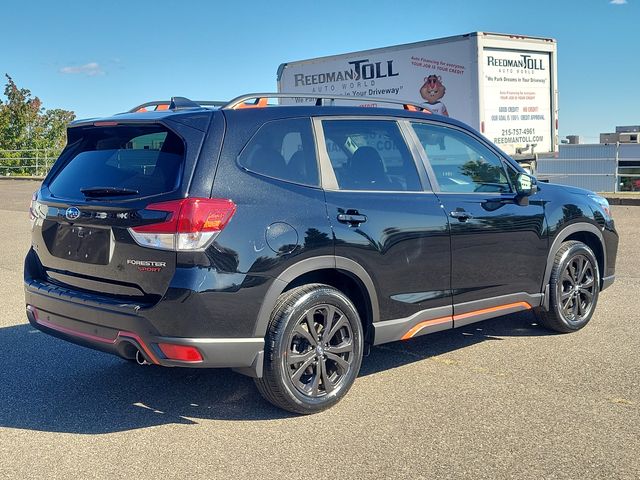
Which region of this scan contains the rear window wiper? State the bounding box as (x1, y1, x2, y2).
(80, 187, 139, 197)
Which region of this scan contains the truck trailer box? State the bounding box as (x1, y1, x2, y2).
(277, 32, 558, 157)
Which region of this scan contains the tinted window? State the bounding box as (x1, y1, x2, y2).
(238, 118, 319, 186)
(411, 123, 511, 193)
(49, 125, 184, 200)
(321, 119, 421, 191)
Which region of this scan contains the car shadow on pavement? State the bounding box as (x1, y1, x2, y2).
(0, 311, 551, 433)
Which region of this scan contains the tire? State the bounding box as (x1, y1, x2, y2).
(255, 283, 364, 414)
(536, 240, 600, 333)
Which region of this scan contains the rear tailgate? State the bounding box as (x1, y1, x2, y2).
(30, 116, 212, 301)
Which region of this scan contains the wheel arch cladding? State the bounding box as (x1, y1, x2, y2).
(543, 222, 605, 290)
(253, 256, 379, 343)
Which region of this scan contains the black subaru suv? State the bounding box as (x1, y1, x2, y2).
(25, 94, 618, 414)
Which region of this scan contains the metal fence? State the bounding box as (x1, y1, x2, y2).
(535, 143, 640, 193)
(2, 144, 640, 193)
(0, 148, 61, 177)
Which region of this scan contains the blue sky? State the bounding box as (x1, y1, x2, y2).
(0, 0, 636, 142)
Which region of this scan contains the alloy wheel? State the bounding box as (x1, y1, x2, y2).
(285, 304, 355, 398)
(559, 254, 596, 323)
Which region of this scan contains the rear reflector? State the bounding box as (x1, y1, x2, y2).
(129, 197, 236, 251)
(157, 343, 203, 362)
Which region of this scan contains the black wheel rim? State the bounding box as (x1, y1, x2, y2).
(285, 304, 354, 398)
(559, 254, 596, 323)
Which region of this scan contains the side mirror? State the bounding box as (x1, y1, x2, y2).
(515, 172, 537, 197)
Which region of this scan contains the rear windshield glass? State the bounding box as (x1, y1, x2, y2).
(49, 125, 184, 200)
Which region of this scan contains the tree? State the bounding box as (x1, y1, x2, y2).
(39, 108, 76, 151)
(0, 74, 75, 175)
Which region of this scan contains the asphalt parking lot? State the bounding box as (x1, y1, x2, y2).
(0, 179, 638, 479)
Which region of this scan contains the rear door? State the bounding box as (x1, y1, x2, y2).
(409, 121, 547, 319)
(31, 121, 206, 301)
(314, 117, 452, 333)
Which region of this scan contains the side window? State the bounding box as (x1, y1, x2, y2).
(321, 119, 421, 191)
(411, 123, 511, 193)
(238, 118, 319, 186)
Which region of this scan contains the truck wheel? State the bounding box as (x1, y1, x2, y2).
(536, 241, 600, 333)
(255, 284, 364, 414)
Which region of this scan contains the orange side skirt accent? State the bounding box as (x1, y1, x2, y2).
(453, 302, 532, 321)
(401, 301, 532, 340)
(401, 316, 452, 340)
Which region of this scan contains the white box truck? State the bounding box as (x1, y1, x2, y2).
(277, 32, 558, 158)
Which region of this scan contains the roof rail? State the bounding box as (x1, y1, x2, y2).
(129, 97, 227, 113)
(128, 94, 432, 114)
(222, 93, 432, 113)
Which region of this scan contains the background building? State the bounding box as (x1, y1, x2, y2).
(599, 125, 640, 144)
(536, 125, 640, 192)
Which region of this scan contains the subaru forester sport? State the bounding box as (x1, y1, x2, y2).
(25, 94, 618, 414)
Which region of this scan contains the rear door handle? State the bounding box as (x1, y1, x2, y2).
(337, 212, 367, 226)
(449, 210, 473, 221)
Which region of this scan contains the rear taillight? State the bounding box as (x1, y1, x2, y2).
(129, 198, 236, 251)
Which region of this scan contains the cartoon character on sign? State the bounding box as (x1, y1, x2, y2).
(420, 75, 449, 117)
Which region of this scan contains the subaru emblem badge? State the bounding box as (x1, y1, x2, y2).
(65, 207, 81, 221)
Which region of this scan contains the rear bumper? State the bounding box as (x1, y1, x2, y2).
(25, 279, 264, 376)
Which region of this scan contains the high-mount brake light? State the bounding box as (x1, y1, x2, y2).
(129, 198, 236, 251)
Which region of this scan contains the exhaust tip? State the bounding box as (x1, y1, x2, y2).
(135, 349, 151, 366)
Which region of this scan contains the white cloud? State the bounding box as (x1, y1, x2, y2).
(610, 0, 627, 5)
(59, 62, 105, 76)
